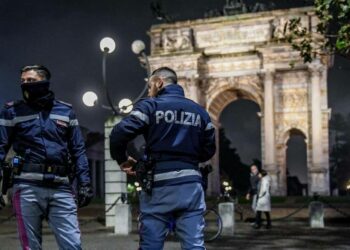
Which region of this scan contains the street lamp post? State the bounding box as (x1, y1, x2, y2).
(82, 37, 150, 115)
(130, 40, 151, 104)
(100, 37, 119, 115)
(83, 36, 151, 229)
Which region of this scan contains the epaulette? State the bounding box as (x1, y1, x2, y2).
(57, 100, 72, 107)
(4, 100, 23, 109)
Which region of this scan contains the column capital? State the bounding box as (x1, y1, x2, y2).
(185, 76, 200, 87)
(308, 62, 325, 75)
(210, 118, 221, 128)
(259, 69, 275, 82)
(261, 68, 276, 74)
(309, 163, 328, 173)
(309, 168, 328, 174)
(264, 164, 278, 173)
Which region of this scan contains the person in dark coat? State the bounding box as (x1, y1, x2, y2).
(246, 164, 260, 213)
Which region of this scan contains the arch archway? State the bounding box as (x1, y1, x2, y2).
(206, 76, 263, 122)
(219, 99, 262, 194)
(286, 129, 308, 196)
(204, 78, 263, 194)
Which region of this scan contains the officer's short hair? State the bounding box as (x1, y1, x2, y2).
(151, 67, 177, 84)
(20, 65, 51, 80)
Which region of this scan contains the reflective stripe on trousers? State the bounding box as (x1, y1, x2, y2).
(12, 184, 82, 250)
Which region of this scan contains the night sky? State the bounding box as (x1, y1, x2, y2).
(1, 0, 349, 183)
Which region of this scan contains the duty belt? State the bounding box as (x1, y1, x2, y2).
(22, 163, 68, 176)
(150, 153, 198, 165)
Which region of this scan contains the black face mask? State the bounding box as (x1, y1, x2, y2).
(21, 80, 50, 103)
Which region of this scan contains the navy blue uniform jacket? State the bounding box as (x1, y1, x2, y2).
(0, 99, 90, 184)
(109, 84, 216, 184)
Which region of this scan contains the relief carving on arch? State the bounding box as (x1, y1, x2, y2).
(275, 70, 309, 86)
(275, 113, 308, 145)
(162, 28, 193, 53)
(275, 70, 309, 112)
(272, 15, 309, 40)
(204, 58, 260, 74)
(272, 17, 290, 40)
(277, 89, 308, 112)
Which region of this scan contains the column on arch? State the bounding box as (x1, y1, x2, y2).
(309, 62, 330, 195)
(262, 69, 280, 195)
(207, 119, 221, 196)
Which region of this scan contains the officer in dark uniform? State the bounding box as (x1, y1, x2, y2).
(109, 67, 216, 249)
(0, 65, 93, 249)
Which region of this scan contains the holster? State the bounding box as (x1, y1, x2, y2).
(134, 159, 154, 195)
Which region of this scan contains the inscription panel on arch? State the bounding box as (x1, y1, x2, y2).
(194, 23, 271, 48)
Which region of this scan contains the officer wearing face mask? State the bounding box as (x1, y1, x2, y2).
(0, 65, 92, 249)
(110, 67, 216, 250)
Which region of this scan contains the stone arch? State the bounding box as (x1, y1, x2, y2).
(206, 77, 263, 122)
(204, 78, 263, 195)
(277, 128, 310, 196)
(146, 7, 330, 196)
(281, 127, 308, 146)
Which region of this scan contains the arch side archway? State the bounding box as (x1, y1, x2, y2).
(279, 128, 309, 196)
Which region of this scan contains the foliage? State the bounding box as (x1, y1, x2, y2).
(286, 0, 350, 62)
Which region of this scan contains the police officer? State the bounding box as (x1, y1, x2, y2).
(109, 67, 216, 249)
(0, 65, 93, 249)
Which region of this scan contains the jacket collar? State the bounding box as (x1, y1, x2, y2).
(158, 84, 184, 97)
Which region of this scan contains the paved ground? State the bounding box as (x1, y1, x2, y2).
(1, 213, 350, 249)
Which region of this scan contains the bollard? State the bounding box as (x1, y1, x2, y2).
(218, 202, 235, 236)
(309, 201, 324, 228)
(114, 203, 132, 235)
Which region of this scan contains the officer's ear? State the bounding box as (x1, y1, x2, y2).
(155, 79, 164, 90)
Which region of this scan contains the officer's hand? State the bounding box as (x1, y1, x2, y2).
(78, 183, 93, 208)
(246, 193, 250, 200)
(120, 156, 137, 176)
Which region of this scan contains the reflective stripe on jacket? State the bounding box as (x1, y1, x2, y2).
(110, 84, 216, 186)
